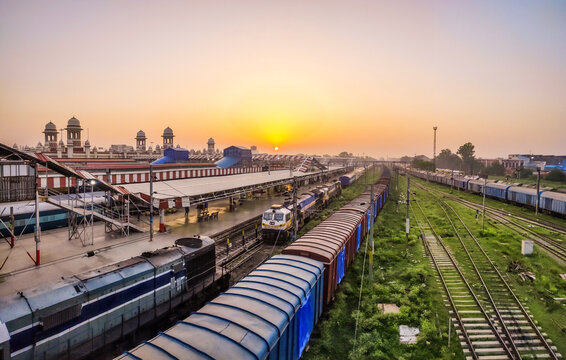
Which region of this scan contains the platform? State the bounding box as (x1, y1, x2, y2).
(0, 194, 287, 298)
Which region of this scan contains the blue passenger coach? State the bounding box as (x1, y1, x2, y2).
(117, 254, 325, 360)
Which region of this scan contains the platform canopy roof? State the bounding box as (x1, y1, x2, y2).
(122, 167, 344, 207)
(0, 143, 147, 204)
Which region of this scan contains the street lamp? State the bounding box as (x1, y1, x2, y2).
(90, 179, 96, 245)
(433, 126, 438, 172)
(535, 166, 540, 215)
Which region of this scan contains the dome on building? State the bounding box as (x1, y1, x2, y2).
(67, 116, 81, 127)
(136, 130, 146, 138)
(208, 137, 215, 144)
(37, 142, 43, 147)
(44, 121, 57, 131)
(163, 127, 174, 136)
(13, 143, 18, 149)
(84, 139, 90, 146)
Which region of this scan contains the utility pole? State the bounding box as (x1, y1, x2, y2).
(406, 177, 410, 242)
(433, 126, 438, 172)
(292, 177, 298, 241)
(482, 176, 487, 232)
(535, 167, 541, 215)
(368, 181, 375, 283)
(451, 169, 454, 191)
(149, 164, 154, 241)
(34, 164, 41, 266)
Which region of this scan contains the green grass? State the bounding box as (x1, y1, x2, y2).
(304, 172, 462, 360)
(413, 181, 566, 355)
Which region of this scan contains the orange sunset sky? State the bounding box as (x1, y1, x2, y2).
(1, 1, 565, 158)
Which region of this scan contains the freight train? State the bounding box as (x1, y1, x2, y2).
(404, 168, 566, 217)
(0, 236, 216, 360)
(115, 167, 391, 360)
(261, 180, 342, 242)
(339, 168, 364, 187)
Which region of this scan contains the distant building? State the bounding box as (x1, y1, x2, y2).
(65, 117, 83, 152)
(135, 130, 147, 151)
(207, 137, 215, 154)
(43, 121, 58, 152)
(216, 146, 252, 168)
(109, 144, 135, 153)
(162, 127, 174, 149)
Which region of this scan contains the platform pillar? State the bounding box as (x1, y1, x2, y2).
(159, 208, 166, 232)
(9, 207, 14, 248)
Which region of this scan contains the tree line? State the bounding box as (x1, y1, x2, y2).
(401, 142, 565, 182)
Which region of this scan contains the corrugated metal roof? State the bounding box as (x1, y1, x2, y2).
(118, 255, 323, 360)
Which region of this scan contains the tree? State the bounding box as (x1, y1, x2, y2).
(484, 162, 505, 176)
(516, 167, 533, 179)
(436, 149, 462, 170)
(400, 156, 413, 163)
(412, 159, 435, 171)
(545, 169, 566, 182)
(457, 142, 476, 174)
(338, 151, 352, 157)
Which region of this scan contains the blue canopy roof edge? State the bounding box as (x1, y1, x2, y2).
(215, 156, 241, 169)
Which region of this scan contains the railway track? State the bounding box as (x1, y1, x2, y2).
(412, 190, 561, 359)
(414, 181, 566, 263)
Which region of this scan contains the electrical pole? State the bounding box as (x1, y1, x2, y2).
(482, 176, 487, 232)
(406, 177, 410, 242)
(34, 164, 41, 266)
(149, 164, 154, 241)
(368, 181, 375, 283)
(535, 166, 541, 216)
(438, 126, 442, 172)
(292, 177, 298, 241)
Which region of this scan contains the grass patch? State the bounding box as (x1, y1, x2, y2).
(304, 172, 462, 360)
(413, 180, 566, 355)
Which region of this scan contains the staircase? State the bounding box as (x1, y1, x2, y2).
(294, 157, 312, 173)
(45, 189, 145, 236)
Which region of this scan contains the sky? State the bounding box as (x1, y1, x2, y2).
(1, 0, 565, 158)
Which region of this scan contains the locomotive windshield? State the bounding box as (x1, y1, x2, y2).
(274, 213, 284, 221)
(263, 212, 273, 220)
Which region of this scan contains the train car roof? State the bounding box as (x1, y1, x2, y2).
(24, 277, 86, 313)
(175, 236, 215, 258)
(0, 295, 33, 325)
(118, 255, 323, 360)
(486, 182, 511, 190)
(540, 191, 566, 200)
(75, 257, 153, 292)
(508, 186, 539, 195)
(140, 246, 184, 268)
(283, 242, 336, 263)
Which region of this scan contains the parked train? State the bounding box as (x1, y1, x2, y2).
(262, 180, 342, 242)
(339, 168, 364, 187)
(0, 192, 108, 238)
(116, 168, 391, 360)
(405, 168, 566, 217)
(0, 236, 216, 360)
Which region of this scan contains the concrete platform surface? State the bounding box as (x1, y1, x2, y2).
(0, 194, 286, 297)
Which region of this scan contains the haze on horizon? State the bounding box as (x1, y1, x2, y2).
(1, 0, 565, 159)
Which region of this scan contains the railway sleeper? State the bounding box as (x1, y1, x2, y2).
(465, 355, 512, 360)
